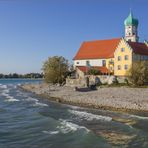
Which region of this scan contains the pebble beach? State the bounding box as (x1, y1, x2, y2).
(21, 83, 148, 113)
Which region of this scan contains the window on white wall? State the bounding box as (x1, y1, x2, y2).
(102, 60, 106, 66)
(76, 62, 79, 64)
(86, 61, 90, 67)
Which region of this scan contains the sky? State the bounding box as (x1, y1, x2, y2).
(0, 0, 148, 74)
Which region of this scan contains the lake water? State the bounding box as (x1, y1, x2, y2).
(0, 79, 148, 148)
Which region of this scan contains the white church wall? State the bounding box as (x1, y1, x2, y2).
(74, 59, 105, 67)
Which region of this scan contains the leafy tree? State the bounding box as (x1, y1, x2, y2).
(12, 73, 19, 78)
(0, 74, 4, 78)
(88, 68, 101, 75)
(127, 61, 148, 86)
(42, 56, 69, 84)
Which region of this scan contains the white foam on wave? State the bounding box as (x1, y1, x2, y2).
(57, 119, 90, 134)
(42, 130, 59, 135)
(3, 89, 10, 93)
(1, 92, 10, 97)
(33, 102, 48, 107)
(1, 92, 20, 102)
(24, 97, 48, 107)
(26, 97, 39, 102)
(69, 110, 112, 122)
(0, 85, 7, 89)
(130, 114, 148, 120)
(68, 105, 81, 110)
(5, 98, 19, 102)
(17, 92, 28, 98)
(4, 95, 19, 102)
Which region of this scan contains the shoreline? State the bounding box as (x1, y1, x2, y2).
(20, 83, 148, 114)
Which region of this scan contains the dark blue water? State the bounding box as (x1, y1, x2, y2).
(0, 79, 148, 148)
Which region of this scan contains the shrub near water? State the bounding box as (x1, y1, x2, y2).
(127, 61, 148, 86)
(42, 56, 69, 84)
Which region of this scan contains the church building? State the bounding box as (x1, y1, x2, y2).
(73, 12, 148, 76)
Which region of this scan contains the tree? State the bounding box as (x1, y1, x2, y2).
(127, 61, 148, 86)
(88, 68, 101, 75)
(42, 56, 69, 84)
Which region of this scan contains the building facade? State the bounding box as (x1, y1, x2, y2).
(73, 12, 148, 76)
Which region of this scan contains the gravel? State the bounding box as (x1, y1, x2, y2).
(21, 83, 148, 112)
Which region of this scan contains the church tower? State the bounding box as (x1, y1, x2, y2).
(124, 12, 139, 42)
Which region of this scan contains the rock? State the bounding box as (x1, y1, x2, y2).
(98, 131, 136, 145)
(74, 87, 78, 91)
(56, 99, 59, 102)
(95, 77, 102, 85)
(107, 76, 118, 85)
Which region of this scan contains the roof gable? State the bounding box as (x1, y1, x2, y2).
(128, 42, 148, 55)
(74, 38, 121, 60)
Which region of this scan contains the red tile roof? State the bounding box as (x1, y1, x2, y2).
(74, 38, 121, 60)
(77, 66, 111, 74)
(128, 42, 148, 55)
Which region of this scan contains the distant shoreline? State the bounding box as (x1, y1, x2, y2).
(20, 83, 148, 114)
(0, 78, 43, 80)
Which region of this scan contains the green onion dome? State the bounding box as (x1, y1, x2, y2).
(124, 12, 139, 27)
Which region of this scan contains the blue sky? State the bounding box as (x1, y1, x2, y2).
(0, 0, 148, 74)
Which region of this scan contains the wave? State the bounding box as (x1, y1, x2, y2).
(33, 102, 48, 107)
(130, 114, 148, 120)
(3, 89, 10, 93)
(68, 105, 81, 110)
(1, 92, 10, 97)
(25, 97, 48, 107)
(42, 130, 59, 135)
(0, 85, 7, 89)
(26, 97, 39, 102)
(2, 92, 20, 102)
(14, 85, 17, 89)
(17, 92, 28, 98)
(5, 98, 19, 102)
(57, 119, 90, 134)
(69, 110, 112, 122)
(5, 97, 19, 102)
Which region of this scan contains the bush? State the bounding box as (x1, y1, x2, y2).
(127, 61, 148, 86)
(88, 68, 101, 75)
(42, 56, 69, 84)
